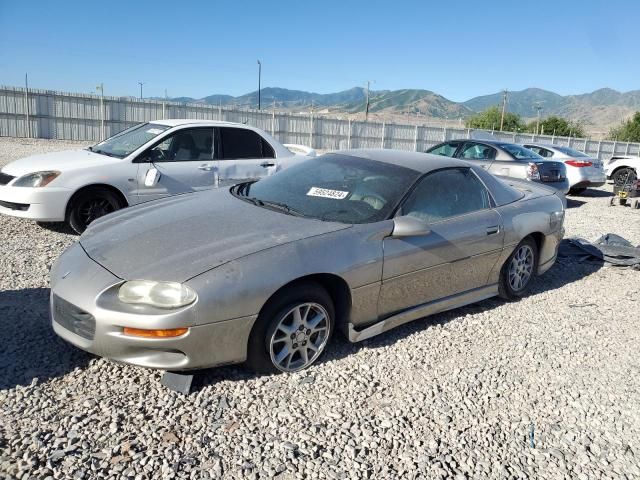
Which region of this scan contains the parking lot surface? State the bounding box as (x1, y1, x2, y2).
(1, 137, 639, 480)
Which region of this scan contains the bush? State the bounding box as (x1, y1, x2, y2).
(465, 107, 524, 132)
(609, 112, 640, 142)
(525, 116, 585, 138)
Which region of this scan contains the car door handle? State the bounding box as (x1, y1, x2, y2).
(198, 164, 214, 171)
(486, 226, 500, 235)
(260, 161, 275, 168)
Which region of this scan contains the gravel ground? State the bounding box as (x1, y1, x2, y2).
(1, 137, 639, 480)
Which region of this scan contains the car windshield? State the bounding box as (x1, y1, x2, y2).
(91, 123, 170, 158)
(499, 144, 544, 160)
(554, 146, 589, 158)
(231, 153, 421, 224)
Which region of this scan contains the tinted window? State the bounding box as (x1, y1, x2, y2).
(233, 154, 420, 224)
(460, 143, 497, 160)
(148, 128, 213, 162)
(498, 144, 543, 160)
(401, 168, 491, 223)
(553, 146, 589, 158)
(427, 142, 459, 157)
(525, 146, 553, 158)
(220, 127, 274, 159)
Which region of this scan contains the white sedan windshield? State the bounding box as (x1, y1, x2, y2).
(92, 123, 169, 158)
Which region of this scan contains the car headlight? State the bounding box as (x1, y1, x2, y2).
(118, 280, 197, 309)
(13, 171, 61, 187)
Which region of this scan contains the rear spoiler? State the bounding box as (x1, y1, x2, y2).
(284, 144, 317, 157)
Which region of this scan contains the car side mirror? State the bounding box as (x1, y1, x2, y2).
(391, 215, 431, 237)
(144, 167, 161, 187)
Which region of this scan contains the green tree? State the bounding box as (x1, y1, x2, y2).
(525, 116, 585, 137)
(465, 106, 524, 132)
(609, 112, 640, 142)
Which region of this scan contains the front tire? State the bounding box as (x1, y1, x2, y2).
(612, 168, 637, 187)
(246, 283, 334, 374)
(498, 237, 538, 300)
(67, 187, 123, 234)
(568, 187, 586, 195)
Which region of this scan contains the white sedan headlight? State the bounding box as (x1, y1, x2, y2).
(13, 171, 61, 187)
(118, 280, 197, 309)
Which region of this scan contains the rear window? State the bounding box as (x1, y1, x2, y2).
(499, 144, 543, 160)
(554, 146, 589, 158)
(219, 127, 275, 159)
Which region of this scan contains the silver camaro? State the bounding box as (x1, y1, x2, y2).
(50, 150, 565, 374)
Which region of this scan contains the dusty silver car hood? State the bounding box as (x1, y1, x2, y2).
(80, 189, 350, 282)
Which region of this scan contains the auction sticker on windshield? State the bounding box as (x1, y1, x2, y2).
(307, 187, 349, 199)
(146, 128, 164, 135)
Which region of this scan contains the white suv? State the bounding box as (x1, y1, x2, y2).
(604, 155, 639, 186)
(0, 120, 310, 233)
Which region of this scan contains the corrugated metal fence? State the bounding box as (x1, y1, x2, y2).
(1, 86, 639, 160)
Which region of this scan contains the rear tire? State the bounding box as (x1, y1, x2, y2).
(67, 187, 123, 234)
(246, 282, 334, 374)
(498, 237, 538, 301)
(568, 187, 586, 195)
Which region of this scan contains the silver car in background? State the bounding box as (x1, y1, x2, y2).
(50, 150, 565, 375)
(522, 143, 606, 194)
(426, 140, 570, 195)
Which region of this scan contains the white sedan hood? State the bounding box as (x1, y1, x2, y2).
(1, 149, 121, 177)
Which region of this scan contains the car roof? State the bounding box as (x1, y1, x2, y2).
(149, 119, 248, 128)
(331, 149, 473, 173)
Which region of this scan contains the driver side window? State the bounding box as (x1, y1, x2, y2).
(147, 128, 214, 162)
(401, 168, 491, 223)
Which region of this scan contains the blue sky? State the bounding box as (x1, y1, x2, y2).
(1, 0, 638, 101)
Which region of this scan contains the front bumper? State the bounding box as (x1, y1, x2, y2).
(50, 243, 256, 370)
(0, 185, 72, 221)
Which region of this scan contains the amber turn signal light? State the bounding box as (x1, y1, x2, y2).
(122, 327, 188, 338)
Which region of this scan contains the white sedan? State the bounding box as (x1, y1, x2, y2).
(522, 143, 606, 194)
(0, 120, 311, 233)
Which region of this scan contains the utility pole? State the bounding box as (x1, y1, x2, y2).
(534, 103, 543, 135)
(499, 89, 508, 131)
(364, 81, 372, 121)
(138, 82, 145, 99)
(257, 60, 262, 110)
(96, 83, 105, 139)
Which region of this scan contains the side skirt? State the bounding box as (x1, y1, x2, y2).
(347, 284, 498, 342)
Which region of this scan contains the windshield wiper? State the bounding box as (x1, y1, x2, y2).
(92, 149, 119, 158)
(240, 195, 305, 217)
(231, 182, 305, 217)
(258, 199, 306, 217)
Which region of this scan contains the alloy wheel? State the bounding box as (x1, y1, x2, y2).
(269, 302, 330, 372)
(508, 244, 534, 292)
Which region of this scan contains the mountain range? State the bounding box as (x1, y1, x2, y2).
(163, 86, 640, 133)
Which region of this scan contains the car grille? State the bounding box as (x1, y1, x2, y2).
(0, 200, 29, 211)
(0, 172, 15, 185)
(52, 295, 96, 340)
